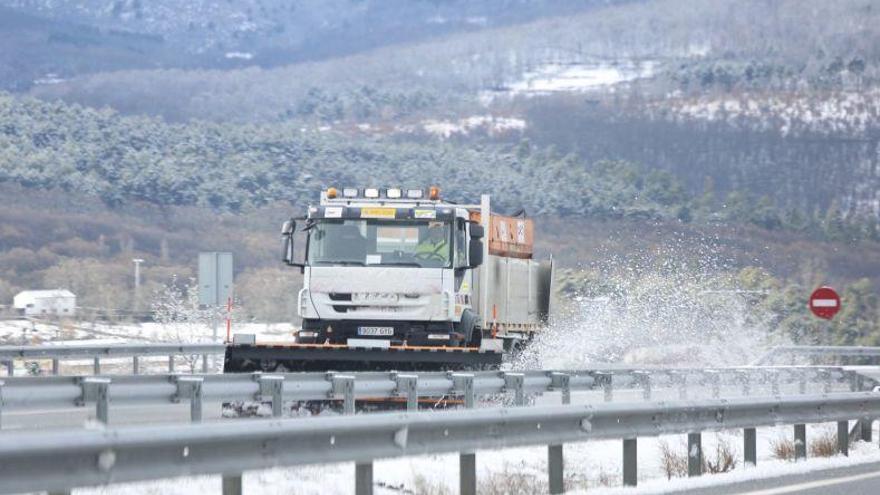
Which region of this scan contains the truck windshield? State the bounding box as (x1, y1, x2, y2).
(307, 219, 452, 268)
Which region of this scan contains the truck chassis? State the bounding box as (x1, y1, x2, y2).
(224, 342, 503, 372)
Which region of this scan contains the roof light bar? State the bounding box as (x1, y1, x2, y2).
(386, 188, 402, 199)
(406, 189, 424, 199)
(364, 188, 380, 198)
(342, 187, 359, 198)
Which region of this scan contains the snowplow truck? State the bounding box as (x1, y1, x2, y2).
(224, 187, 553, 372)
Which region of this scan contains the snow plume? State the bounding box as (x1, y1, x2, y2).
(515, 236, 787, 369)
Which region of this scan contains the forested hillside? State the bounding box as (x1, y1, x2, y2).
(0, 0, 878, 333)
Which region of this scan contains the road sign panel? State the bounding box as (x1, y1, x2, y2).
(809, 286, 840, 320)
(198, 252, 233, 306)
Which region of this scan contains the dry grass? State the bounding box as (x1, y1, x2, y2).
(659, 440, 689, 479)
(595, 468, 617, 487)
(810, 430, 840, 458)
(479, 467, 546, 495)
(406, 461, 593, 494)
(706, 438, 738, 474)
(770, 436, 796, 461)
(659, 436, 738, 478)
(408, 474, 452, 495)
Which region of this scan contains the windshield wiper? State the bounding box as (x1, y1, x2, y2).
(375, 262, 422, 267)
(313, 260, 366, 266)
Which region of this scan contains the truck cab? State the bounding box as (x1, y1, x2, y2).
(283, 187, 486, 348)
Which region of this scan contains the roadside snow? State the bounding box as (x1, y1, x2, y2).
(71, 422, 880, 494)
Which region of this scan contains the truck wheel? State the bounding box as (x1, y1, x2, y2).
(459, 310, 480, 348)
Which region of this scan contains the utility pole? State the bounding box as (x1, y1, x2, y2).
(132, 258, 144, 316)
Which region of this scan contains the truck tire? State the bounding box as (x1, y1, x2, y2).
(458, 310, 480, 348)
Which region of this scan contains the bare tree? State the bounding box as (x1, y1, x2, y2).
(151, 276, 219, 373)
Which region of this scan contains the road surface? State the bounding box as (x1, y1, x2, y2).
(673, 460, 880, 494)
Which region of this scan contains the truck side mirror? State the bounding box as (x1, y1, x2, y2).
(282, 219, 296, 264)
(469, 239, 484, 268)
(470, 224, 484, 239)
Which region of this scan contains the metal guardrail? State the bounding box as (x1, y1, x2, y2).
(754, 345, 880, 365)
(0, 366, 865, 427)
(0, 343, 226, 375)
(1, 391, 879, 495)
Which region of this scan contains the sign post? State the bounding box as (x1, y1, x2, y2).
(198, 252, 233, 368)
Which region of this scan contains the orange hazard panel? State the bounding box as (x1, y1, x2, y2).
(488, 214, 533, 259)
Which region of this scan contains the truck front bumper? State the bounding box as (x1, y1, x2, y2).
(298, 319, 462, 347)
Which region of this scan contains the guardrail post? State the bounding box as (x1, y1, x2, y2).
(132, 356, 139, 375)
(688, 433, 702, 477)
(592, 371, 612, 402)
(0, 380, 4, 429)
(202, 354, 209, 374)
(622, 438, 637, 486)
(222, 475, 242, 495)
(633, 371, 651, 400)
(452, 373, 476, 408)
(93, 357, 101, 375)
(707, 372, 720, 399)
(394, 374, 419, 411)
(82, 377, 111, 424)
(330, 375, 355, 415)
(848, 372, 861, 392)
(770, 371, 780, 396)
(548, 444, 563, 494)
(547, 372, 569, 494)
(5, 360, 12, 376)
(744, 428, 757, 466)
(550, 372, 571, 405)
(670, 372, 687, 400)
(821, 369, 833, 393)
(453, 373, 477, 495)
(503, 372, 525, 406)
(355, 462, 373, 495)
(460, 450, 476, 495)
(52, 358, 60, 375)
(175, 376, 204, 422)
(168, 355, 175, 373)
(860, 418, 873, 442)
(838, 421, 849, 456)
(794, 424, 806, 460)
(733, 370, 749, 397)
(258, 375, 285, 417)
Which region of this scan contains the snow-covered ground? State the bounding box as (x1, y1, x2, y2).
(0, 319, 294, 345)
(0, 319, 294, 375)
(651, 89, 880, 136)
(419, 115, 527, 139)
(481, 59, 658, 103)
(71, 422, 880, 494)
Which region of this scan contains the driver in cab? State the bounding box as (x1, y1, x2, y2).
(415, 222, 449, 263)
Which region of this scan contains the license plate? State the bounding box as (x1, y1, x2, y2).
(358, 326, 394, 336)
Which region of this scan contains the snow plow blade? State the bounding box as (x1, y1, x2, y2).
(223, 342, 503, 372)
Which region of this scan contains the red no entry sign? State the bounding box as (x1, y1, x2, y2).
(809, 286, 840, 320)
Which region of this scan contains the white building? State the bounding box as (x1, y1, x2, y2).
(13, 290, 76, 317)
